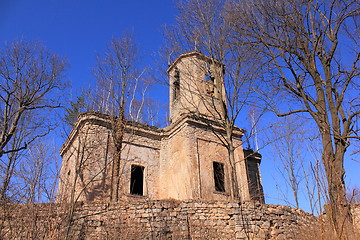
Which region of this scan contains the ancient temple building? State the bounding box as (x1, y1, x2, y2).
(57, 51, 264, 203)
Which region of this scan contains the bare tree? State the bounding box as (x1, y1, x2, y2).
(226, 0, 360, 237)
(16, 139, 60, 203)
(0, 39, 66, 202)
(91, 34, 151, 202)
(267, 117, 328, 214)
(347, 186, 360, 204)
(165, 0, 263, 201)
(268, 116, 306, 209)
(0, 133, 23, 202)
(57, 35, 157, 239)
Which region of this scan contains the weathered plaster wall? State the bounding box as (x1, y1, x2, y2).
(197, 137, 232, 200)
(1, 200, 316, 240)
(168, 52, 224, 123)
(188, 121, 252, 202)
(158, 116, 254, 202)
(58, 112, 263, 203)
(58, 114, 163, 202)
(58, 121, 113, 202)
(159, 122, 195, 200)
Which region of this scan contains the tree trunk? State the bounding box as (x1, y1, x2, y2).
(228, 146, 240, 200)
(0, 155, 16, 202)
(111, 114, 125, 202)
(225, 124, 240, 200)
(322, 133, 352, 239)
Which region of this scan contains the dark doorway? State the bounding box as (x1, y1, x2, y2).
(130, 165, 144, 195)
(213, 162, 225, 192)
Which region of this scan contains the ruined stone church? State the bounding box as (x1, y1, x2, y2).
(57, 51, 264, 203)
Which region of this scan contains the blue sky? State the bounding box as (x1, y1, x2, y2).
(1, 0, 358, 211)
(0, 0, 177, 89)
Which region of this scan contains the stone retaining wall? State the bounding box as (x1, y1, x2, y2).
(1, 200, 316, 240)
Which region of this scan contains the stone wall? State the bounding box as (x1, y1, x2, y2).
(1, 200, 315, 240)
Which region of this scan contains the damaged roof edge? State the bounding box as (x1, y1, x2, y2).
(59, 111, 162, 156)
(167, 51, 224, 73)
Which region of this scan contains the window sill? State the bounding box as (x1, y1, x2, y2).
(128, 194, 146, 198)
(213, 191, 230, 196)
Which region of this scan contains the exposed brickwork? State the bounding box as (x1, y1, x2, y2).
(1, 200, 316, 240)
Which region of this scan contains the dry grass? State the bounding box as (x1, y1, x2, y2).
(296, 216, 360, 240)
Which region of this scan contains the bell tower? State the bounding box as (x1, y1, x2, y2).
(167, 51, 225, 123)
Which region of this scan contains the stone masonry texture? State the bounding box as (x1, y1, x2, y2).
(1, 200, 318, 240)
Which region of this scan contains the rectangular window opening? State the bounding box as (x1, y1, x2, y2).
(130, 165, 144, 196)
(205, 73, 215, 95)
(213, 162, 225, 192)
(205, 73, 214, 82)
